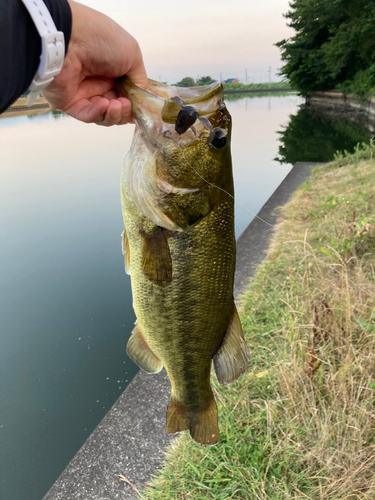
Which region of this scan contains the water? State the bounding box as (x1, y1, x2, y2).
(0, 94, 371, 500)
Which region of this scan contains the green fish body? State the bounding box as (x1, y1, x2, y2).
(117, 77, 249, 445)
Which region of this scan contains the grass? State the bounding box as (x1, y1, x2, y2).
(137, 144, 375, 499)
(222, 82, 292, 92)
(224, 91, 297, 102)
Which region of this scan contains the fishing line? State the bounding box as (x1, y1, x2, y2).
(180, 156, 275, 229)
(179, 154, 375, 301)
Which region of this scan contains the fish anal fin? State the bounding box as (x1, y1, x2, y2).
(166, 397, 219, 445)
(140, 226, 172, 285)
(213, 303, 250, 386)
(121, 229, 131, 275)
(126, 322, 163, 374)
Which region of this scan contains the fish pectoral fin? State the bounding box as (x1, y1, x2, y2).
(141, 226, 172, 285)
(213, 303, 250, 386)
(126, 322, 163, 374)
(166, 397, 219, 445)
(121, 229, 131, 275)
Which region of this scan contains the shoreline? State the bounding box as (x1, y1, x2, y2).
(224, 88, 293, 94)
(1, 97, 50, 119)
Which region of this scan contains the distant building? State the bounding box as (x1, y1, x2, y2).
(224, 78, 239, 84)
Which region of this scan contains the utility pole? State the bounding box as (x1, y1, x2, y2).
(245, 69, 248, 85)
(220, 72, 222, 82)
(269, 66, 271, 83)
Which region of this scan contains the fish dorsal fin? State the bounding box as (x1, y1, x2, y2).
(141, 226, 172, 286)
(126, 321, 163, 374)
(213, 303, 250, 386)
(121, 229, 131, 275)
(166, 396, 219, 445)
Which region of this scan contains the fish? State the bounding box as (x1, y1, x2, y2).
(116, 77, 250, 445)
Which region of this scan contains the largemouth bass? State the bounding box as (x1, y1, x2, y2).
(116, 77, 250, 445)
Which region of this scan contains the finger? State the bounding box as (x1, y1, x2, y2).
(98, 98, 133, 126)
(81, 77, 114, 99)
(125, 48, 148, 90)
(117, 99, 133, 125)
(102, 90, 118, 100)
(126, 67, 148, 90)
(65, 97, 109, 123)
(99, 99, 122, 126)
(96, 94, 130, 116)
(64, 95, 134, 126)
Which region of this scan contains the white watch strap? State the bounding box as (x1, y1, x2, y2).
(20, 0, 65, 106)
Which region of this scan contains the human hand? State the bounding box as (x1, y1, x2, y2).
(43, 0, 147, 126)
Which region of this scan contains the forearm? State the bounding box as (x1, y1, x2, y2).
(0, 0, 72, 113)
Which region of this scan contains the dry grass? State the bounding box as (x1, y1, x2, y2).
(262, 156, 375, 498)
(138, 152, 375, 499)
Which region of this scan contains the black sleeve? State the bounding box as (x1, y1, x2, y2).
(0, 0, 72, 114)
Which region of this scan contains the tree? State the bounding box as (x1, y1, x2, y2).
(176, 77, 195, 87)
(276, 0, 375, 96)
(196, 76, 216, 86)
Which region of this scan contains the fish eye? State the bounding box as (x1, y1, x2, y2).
(211, 130, 227, 149)
(175, 106, 199, 135)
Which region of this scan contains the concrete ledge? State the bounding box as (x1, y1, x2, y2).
(306, 92, 375, 132)
(43, 162, 320, 500)
(234, 162, 320, 297)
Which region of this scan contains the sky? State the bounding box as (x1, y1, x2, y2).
(79, 0, 293, 85)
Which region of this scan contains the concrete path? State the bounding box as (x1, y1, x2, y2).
(43, 162, 320, 500)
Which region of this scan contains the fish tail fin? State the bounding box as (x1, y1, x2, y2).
(213, 303, 250, 386)
(166, 396, 219, 445)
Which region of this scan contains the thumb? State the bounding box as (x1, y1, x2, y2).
(125, 50, 148, 90)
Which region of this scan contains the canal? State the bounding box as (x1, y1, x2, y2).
(0, 92, 371, 500)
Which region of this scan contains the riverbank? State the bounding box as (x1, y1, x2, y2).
(306, 91, 375, 132)
(222, 82, 291, 92)
(224, 88, 293, 94)
(1, 96, 50, 119)
(141, 145, 375, 499)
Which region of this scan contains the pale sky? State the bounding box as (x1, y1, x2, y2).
(79, 0, 293, 84)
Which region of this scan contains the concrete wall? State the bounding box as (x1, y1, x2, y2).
(306, 92, 375, 132)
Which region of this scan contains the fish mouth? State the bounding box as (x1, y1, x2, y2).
(116, 77, 225, 148)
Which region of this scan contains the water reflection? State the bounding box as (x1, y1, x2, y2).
(275, 105, 372, 164)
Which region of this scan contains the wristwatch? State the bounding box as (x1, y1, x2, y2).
(20, 0, 65, 106)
